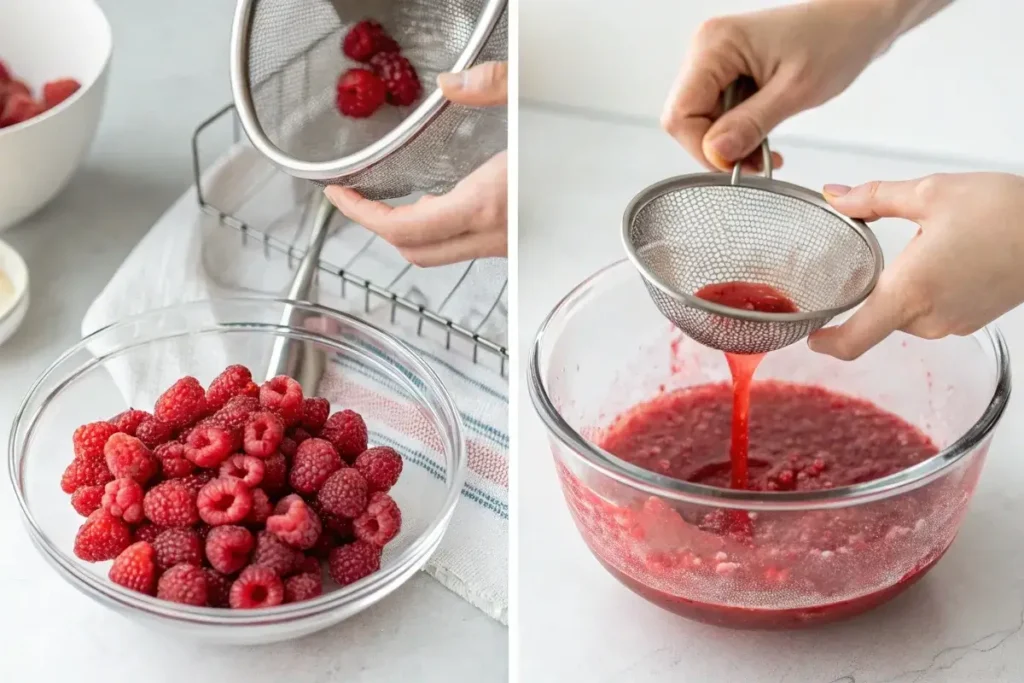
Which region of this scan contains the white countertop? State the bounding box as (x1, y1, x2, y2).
(0, 1, 505, 680)
(519, 104, 1024, 683)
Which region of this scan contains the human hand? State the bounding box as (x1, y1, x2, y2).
(807, 172, 1024, 360)
(324, 61, 508, 267)
(662, 0, 926, 172)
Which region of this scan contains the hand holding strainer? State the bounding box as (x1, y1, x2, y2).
(622, 77, 884, 355)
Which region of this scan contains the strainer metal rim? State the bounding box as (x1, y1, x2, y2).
(229, 0, 508, 182)
(621, 173, 885, 323)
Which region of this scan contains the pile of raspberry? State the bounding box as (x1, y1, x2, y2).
(336, 20, 423, 118)
(60, 364, 405, 609)
(0, 59, 80, 128)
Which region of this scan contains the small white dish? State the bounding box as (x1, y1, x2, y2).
(0, 238, 28, 346)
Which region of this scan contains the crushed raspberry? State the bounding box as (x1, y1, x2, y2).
(317, 468, 369, 519)
(155, 442, 194, 479)
(300, 397, 330, 432)
(284, 572, 323, 603)
(180, 470, 215, 496)
(143, 480, 199, 528)
(109, 542, 157, 595)
(328, 541, 381, 586)
(74, 509, 133, 562)
(354, 492, 402, 547)
(279, 437, 298, 460)
(61, 457, 113, 494)
(336, 68, 387, 119)
(229, 565, 284, 609)
(251, 530, 301, 576)
(260, 375, 304, 426)
(260, 452, 288, 495)
(205, 525, 254, 574)
(320, 410, 368, 463)
(133, 523, 165, 544)
(73, 421, 119, 461)
(101, 478, 146, 524)
(266, 494, 322, 550)
(152, 527, 203, 572)
(369, 52, 422, 106)
(215, 395, 262, 432)
(157, 564, 208, 606)
(205, 569, 232, 607)
(103, 433, 157, 485)
(109, 410, 150, 437)
(354, 446, 403, 493)
(0, 93, 44, 127)
(342, 19, 399, 62)
(135, 417, 174, 448)
(220, 454, 265, 488)
(245, 488, 273, 526)
(70, 485, 104, 517)
(197, 477, 254, 526)
(289, 438, 343, 495)
(154, 376, 207, 429)
(243, 411, 284, 458)
(205, 365, 259, 412)
(184, 425, 236, 468)
(42, 78, 80, 109)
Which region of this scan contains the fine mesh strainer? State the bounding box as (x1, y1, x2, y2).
(623, 79, 884, 355)
(230, 0, 508, 201)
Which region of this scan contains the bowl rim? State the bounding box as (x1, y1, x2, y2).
(0, 237, 29, 328)
(8, 297, 467, 624)
(528, 258, 1012, 511)
(0, 0, 113, 138)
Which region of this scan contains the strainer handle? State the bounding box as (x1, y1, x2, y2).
(722, 77, 773, 185)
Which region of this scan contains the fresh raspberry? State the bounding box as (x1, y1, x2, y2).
(289, 438, 343, 495)
(0, 93, 44, 128)
(261, 453, 288, 495)
(300, 397, 330, 432)
(354, 492, 402, 547)
(293, 555, 321, 577)
(197, 477, 254, 526)
(310, 529, 346, 559)
(216, 395, 262, 432)
(1, 79, 29, 100)
(70, 485, 104, 516)
(73, 421, 119, 461)
(317, 468, 368, 519)
(61, 457, 113, 494)
(251, 530, 301, 576)
(230, 565, 284, 609)
(319, 506, 356, 540)
(284, 572, 323, 604)
(154, 376, 207, 429)
(152, 527, 203, 572)
(266, 494, 322, 550)
(290, 427, 313, 445)
(320, 410, 368, 463)
(109, 410, 150, 438)
(205, 569, 232, 607)
(103, 433, 157, 485)
(133, 523, 165, 544)
(157, 563, 208, 606)
(205, 525, 254, 574)
(74, 509, 132, 562)
(342, 19, 399, 62)
(194, 521, 212, 542)
(101, 478, 146, 524)
(328, 541, 381, 586)
(135, 417, 174, 448)
(354, 446, 403, 493)
(219, 454, 265, 488)
(180, 470, 215, 495)
(243, 411, 284, 458)
(42, 78, 80, 109)
(205, 365, 259, 412)
(143, 480, 200, 528)
(109, 542, 157, 595)
(0, 61, 9, 83)
(245, 488, 273, 526)
(184, 425, 235, 468)
(279, 437, 298, 460)
(369, 52, 422, 106)
(260, 375, 304, 426)
(154, 442, 194, 479)
(336, 68, 387, 119)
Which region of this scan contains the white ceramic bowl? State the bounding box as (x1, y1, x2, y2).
(0, 238, 28, 346)
(0, 0, 112, 232)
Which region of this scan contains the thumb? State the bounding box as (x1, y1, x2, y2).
(437, 61, 507, 107)
(702, 77, 797, 169)
(822, 178, 929, 222)
(807, 283, 913, 361)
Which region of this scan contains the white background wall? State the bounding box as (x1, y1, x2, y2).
(520, 0, 1023, 167)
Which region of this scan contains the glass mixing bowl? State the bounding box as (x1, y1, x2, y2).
(8, 298, 465, 644)
(529, 260, 1010, 629)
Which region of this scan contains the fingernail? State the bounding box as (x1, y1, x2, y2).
(437, 72, 466, 91)
(823, 184, 852, 197)
(707, 133, 743, 162)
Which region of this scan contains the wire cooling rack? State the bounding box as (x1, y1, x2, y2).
(190, 104, 509, 376)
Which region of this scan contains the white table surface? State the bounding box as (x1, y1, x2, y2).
(0, 1, 506, 680)
(519, 104, 1024, 683)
